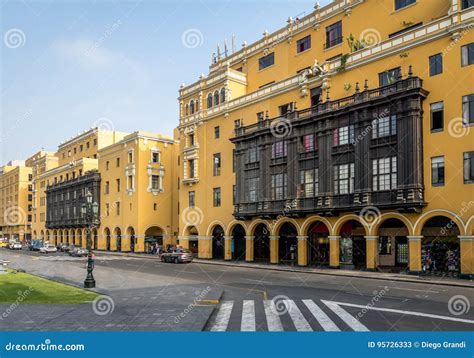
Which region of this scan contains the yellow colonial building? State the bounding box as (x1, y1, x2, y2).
(177, 0, 474, 277)
(98, 131, 179, 253)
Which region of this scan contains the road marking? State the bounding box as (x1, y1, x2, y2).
(321, 300, 370, 332)
(210, 301, 234, 332)
(241, 300, 256, 331)
(197, 299, 219, 304)
(263, 300, 284, 331)
(331, 300, 474, 324)
(283, 300, 312, 331)
(243, 278, 273, 285)
(302, 299, 340, 332)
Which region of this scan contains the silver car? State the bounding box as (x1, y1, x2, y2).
(161, 249, 193, 263)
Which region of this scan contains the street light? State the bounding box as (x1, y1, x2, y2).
(82, 189, 99, 288)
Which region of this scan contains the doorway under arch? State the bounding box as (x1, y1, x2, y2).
(212, 225, 225, 260)
(232, 224, 246, 260)
(144, 226, 164, 253)
(253, 224, 270, 262)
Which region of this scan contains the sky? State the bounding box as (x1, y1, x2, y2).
(0, 0, 332, 164)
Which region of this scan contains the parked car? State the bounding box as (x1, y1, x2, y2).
(161, 249, 193, 263)
(57, 243, 70, 252)
(69, 247, 88, 257)
(9, 242, 22, 250)
(39, 244, 57, 254)
(0, 238, 8, 248)
(29, 240, 44, 251)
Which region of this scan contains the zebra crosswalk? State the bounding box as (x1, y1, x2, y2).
(208, 298, 370, 332)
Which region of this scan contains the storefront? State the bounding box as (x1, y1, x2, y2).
(307, 221, 330, 266)
(339, 221, 366, 269)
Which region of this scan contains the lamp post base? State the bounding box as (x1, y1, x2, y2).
(84, 277, 96, 288)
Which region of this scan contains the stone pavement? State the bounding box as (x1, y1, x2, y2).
(0, 251, 223, 331)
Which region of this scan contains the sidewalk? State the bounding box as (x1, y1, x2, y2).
(97, 250, 474, 288)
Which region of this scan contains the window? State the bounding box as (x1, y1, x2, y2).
(379, 67, 401, 86)
(28, 174, 32, 181)
(297, 35, 311, 53)
(152, 151, 160, 163)
(395, 0, 416, 11)
(213, 187, 221, 207)
(189, 191, 195, 207)
(116, 178, 120, 192)
(271, 173, 287, 200)
(86, 142, 90, 149)
(257, 112, 265, 122)
(430, 102, 444, 131)
(462, 94, 474, 125)
(334, 163, 355, 194)
(300, 168, 319, 197)
(302, 134, 316, 152)
(259, 52, 274, 70)
(246, 177, 259, 202)
(190, 100, 195, 114)
(388, 22, 422, 38)
(93, 138, 97, 146)
(105, 181, 110, 194)
(154, 203, 157, 211)
(214, 91, 220, 106)
(106, 161, 110, 170)
(462, 0, 474, 10)
(220, 88, 226, 103)
(325, 21, 342, 48)
(189, 159, 195, 178)
(279, 103, 291, 116)
(429, 54, 443, 76)
(116, 202, 120, 215)
(73, 147, 77, 154)
(207, 93, 213, 108)
(213, 153, 221, 176)
(247, 146, 259, 163)
(461, 43, 474, 66)
(333, 125, 355, 146)
(128, 151, 133, 163)
(232, 149, 236, 173)
(272, 141, 287, 158)
(128, 175, 133, 190)
(372, 115, 397, 138)
(151, 175, 160, 190)
(116, 158, 120, 167)
(431, 156, 445, 186)
(464, 152, 474, 183)
(311, 87, 322, 107)
(189, 133, 195, 146)
(372, 157, 397, 191)
(185, 104, 189, 116)
(214, 126, 220, 139)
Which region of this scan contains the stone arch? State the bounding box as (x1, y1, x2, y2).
(45, 230, 50, 242)
(211, 225, 225, 260)
(206, 220, 227, 237)
(182, 225, 200, 237)
(40, 230, 45, 240)
(333, 214, 369, 236)
(225, 220, 248, 237)
(114, 227, 122, 251)
(144, 224, 168, 236)
(76, 228, 83, 247)
(270, 217, 301, 236)
(301, 216, 333, 236)
(33, 230, 37, 240)
(69, 229, 75, 245)
(466, 215, 474, 236)
(126, 226, 136, 252)
(370, 212, 414, 236)
(52, 230, 57, 244)
(247, 219, 271, 236)
(414, 210, 466, 236)
(103, 227, 111, 251)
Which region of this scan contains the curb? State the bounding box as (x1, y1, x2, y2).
(200, 289, 224, 331)
(95, 251, 474, 289)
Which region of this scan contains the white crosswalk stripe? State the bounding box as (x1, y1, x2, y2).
(241, 300, 256, 331)
(263, 300, 284, 331)
(283, 300, 312, 331)
(321, 300, 370, 332)
(210, 301, 234, 332)
(302, 299, 340, 332)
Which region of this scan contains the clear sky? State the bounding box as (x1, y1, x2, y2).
(1, 0, 330, 164)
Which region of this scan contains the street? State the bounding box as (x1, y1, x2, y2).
(1, 249, 473, 332)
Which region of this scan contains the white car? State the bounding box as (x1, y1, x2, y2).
(9, 242, 22, 250)
(39, 244, 57, 254)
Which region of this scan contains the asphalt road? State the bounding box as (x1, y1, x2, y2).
(2, 249, 474, 332)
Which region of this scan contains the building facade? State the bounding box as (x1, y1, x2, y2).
(177, 0, 474, 277)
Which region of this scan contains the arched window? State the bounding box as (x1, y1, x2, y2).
(220, 88, 226, 103)
(190, 100, 195, 114)
(214, 91, 219, 106)
(207, 93, 213, 108)
(195, 100, 199, 111)
(185, 104, 189, 116)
